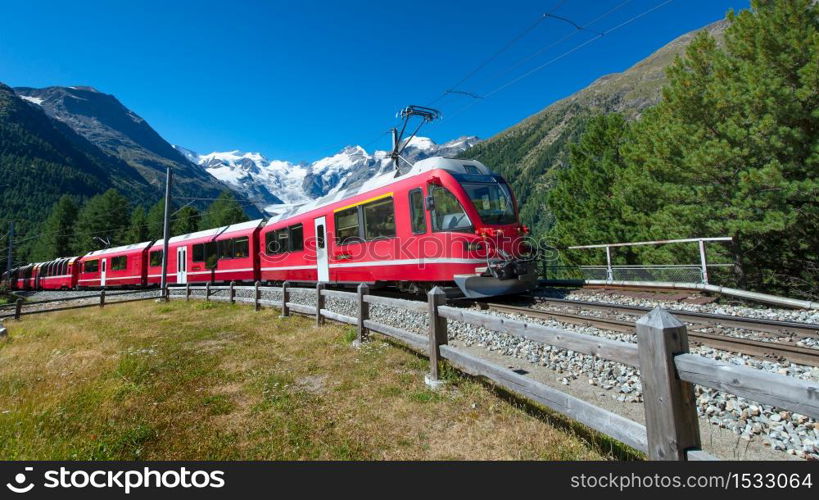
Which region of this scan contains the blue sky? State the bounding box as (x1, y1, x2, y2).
(0, 0, 749, 162)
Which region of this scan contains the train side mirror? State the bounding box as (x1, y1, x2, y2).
(425, 195, 435, 211)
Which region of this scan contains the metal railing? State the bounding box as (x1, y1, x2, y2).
(543, 264, 735, 284)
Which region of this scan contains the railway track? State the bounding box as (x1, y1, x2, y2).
(529, 297, 819, 340)
(482, 302, 819, 368)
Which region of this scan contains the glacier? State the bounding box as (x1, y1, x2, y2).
(175, 136, 480, 214)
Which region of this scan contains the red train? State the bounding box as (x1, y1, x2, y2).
(2, 158, 537, 298)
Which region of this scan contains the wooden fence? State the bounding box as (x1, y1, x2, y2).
(6, 282, 817, 461)
(0, 289, 160, 320)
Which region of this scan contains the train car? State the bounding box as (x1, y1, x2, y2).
(77, 242, 152, 288)
(260, 157, 537, 298)
(147, 220, 264, 286)
(15, 264, 34, 291)
(207, 220, 264, 283)
(37, 257, 80, 290)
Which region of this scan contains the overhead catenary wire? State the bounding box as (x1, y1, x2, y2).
(443, 0, 675, 122)
(487, 0, 633, 84)
(427, 0, 569, 107)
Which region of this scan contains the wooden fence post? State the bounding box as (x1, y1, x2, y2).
(636, 307, 701, 460)
(426, 287, 448, 388)
(14, 298, 22, 320)
(186, 283, 191, 301)
(281, 281, 290, 317)
(229, 281, 236, 304)
(316, 282, 325, 326)
(355, 283, 369, 346)
(254, 281, 261, 311)
(163, 284, 170, 302)
(205, 282, 211, 302)
(99, 290, 106, 309)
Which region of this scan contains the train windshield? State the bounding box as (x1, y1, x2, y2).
(462, 182, 516, 225)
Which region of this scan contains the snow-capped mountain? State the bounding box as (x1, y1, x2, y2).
(175, 136, 480, 213)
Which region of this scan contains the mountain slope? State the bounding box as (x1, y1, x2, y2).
(179, 136, 480, 212)
(0, 82, 156, 260)
(14, 86, 261, 217)
(461, 20, 728, 232)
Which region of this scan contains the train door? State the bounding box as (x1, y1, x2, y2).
(177, 246, 187, 284)
(313, 216, 329, 282)
(100, 258, 107, 287)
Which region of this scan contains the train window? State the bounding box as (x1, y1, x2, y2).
(317, 225, 325, 249)
(290, 224, 304, 251)
(335, 207, 360, 244)
(193, 243, 218, 268)
(463, 164, 481, 175)
(218, 239, 234, 259)
(233, 237, 249, 258)
(84, 260, 99, 273)
(264, 231, 279, 255)
(149, 250, 163, 267)
(277, 230, 289, 253)
(430, 185, 472, 232)
(462, 182, 516, 225)
(193, 244, 204, 262)
(409, 189, 426, 234)
(363, 197, 395, 240)
(111, 256, 127, 271)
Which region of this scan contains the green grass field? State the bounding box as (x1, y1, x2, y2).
(0, 300, 608, 460)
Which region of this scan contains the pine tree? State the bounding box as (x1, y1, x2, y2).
(72, 189, 131, 253)
(201, 191, 248, 229)
(146, 200, 167, 241)
(618, 0, 819, 296)
(127, 206, 149, 243)
(547, 114, 634, 265)
(31, 195, 78, 261)
(172, 205, 201, 236)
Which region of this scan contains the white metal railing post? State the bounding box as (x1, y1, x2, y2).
(605, 246, 613, 281)
(698, 239, 709, 285)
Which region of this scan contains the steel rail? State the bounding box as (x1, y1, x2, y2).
(484, 303, 819, 368)
(530, 297, 819, 339)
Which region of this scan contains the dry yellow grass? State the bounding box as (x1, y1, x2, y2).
(0, 301, 608, 460)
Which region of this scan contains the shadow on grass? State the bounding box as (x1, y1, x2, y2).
(373, 333, 643, 461)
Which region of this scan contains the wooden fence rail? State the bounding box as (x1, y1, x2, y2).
(167, 284, 819, 460)
(1, 290, 161, 319)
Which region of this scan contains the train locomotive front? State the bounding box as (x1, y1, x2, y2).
(421, 158, 538, 298)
